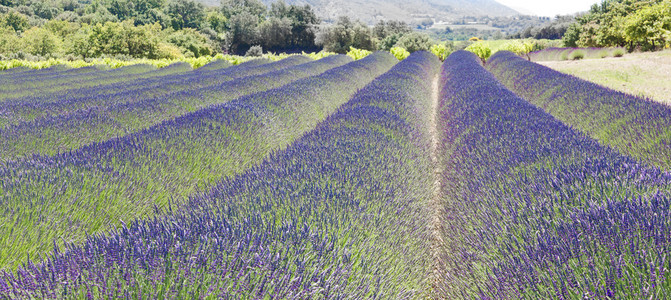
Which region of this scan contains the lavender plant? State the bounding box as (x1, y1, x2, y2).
(0, 63, 192, 101)
(0, 52, 395, 271)
(437, 50, 671, 299)
(0, 56, 336, 160)
(0, 51, 438, 299)
(488, 51, 671, 170)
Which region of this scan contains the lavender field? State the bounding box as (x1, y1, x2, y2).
(0, 51, 669, 299)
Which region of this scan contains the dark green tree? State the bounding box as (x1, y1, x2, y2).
(394, 32, 431, 52)
(2, 11, 28, 32)
(166, 0, 204, 30)
(220, 0, 265, 19)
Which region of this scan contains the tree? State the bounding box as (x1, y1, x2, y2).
(562, 22, 581, 47)
(373, 20, 411, 40)
(206, 11, 227, 33)
(227, 10, 258, 53)
(2, 11, 29, 32)
(32, 0, 63, 20)
(351, 21, 376, 51)
(22, 27, 61, 56)
(167, 28, 213, 57)
(315, 16, 376, 54)
(258, 17, 292, 50)
(395, 32, 431, 53)
(0, 25, 21, 54)
(624, 0, 671, 50)
(166, 0, 205, 30)
(221, 0, 266, 19)
(284, 4, 319, 49)
(378, 34, 401, 51)
(82, 21, 162, 58)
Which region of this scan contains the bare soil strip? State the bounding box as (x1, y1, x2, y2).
(429, 75, 444, 297)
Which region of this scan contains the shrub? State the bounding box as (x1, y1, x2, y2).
(390, 46, 409, 60)
(21, 27, 61, 57)
(245, 45, 263, 57)
(430, 42, 451, 61)
(394, 32, 431, 53)
(346, 46, 371, 60)
(597, 49, 609, 58)
(569, 49, 585, 60)
(612, 48, 625, 57)
(465, 42, 491, 63)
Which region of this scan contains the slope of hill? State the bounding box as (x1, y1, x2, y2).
(201, 0, 519, 24)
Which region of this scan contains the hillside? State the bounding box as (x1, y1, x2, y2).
(200, 0, 519, 24)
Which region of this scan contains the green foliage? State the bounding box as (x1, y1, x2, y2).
(22, 27, 61, 57)
(394, 32, 431, 53)
(2, 11, 28, 32)
(623, 0, 671, 51)
(0, 25, 20, 54)
(258, 17, 292, 50)
(0, 52, 333, 71)
(566, 0, 671, 51)
(430, 42, 452, 61)
(166, 0, 205, 30)
(562, 22, 581, 47)
(569, 49, 585, 60)
(85, 21, 163, 58)
(245, 45, 262, 57)
(378, 34, 401, 51)
(221, 0, 266, 19)
(465, 42, 491, 62)
(374, 20, 411, 51)
(612, 47, 625, 57)
(316, 17, 376, 54)
(205, 11, 227, 33)
(346, 46, 371, 60)
(390, 46, 409, 60)
(166, 28, 213, 58)
(498, 40, 533, 56)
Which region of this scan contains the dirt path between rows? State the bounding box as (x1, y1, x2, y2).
(429, 75, 444, 297)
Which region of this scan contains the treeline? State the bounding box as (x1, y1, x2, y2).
(0, 0, 446, 60)
(508, 15, 575, 40)
(316, 17, 436, 54)
(0, 0, 323, 59)
(563, 0, 671, 51)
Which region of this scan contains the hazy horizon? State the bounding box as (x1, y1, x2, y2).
(496, 0, 601, 17)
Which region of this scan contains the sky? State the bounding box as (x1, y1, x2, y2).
(495, 0, 602, 17)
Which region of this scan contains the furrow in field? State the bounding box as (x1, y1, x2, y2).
(487, 51, 671, 170)
(0, 52, 396, 271)
(435, 50, 671, 298)
(0, 56, 328, 160)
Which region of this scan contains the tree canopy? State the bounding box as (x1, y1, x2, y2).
(563, 0, 671, 51)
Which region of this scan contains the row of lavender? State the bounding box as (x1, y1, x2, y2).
(436, 51, 671, 298)
(487, 51, 671, 170)
(527, 47, 625, 61)
(0, 58, 269, 126)
(0, 53, 395, 270)
(0, 52, 438, 298)
(0, 63, 193, 101)
(0, 56, 337, 160)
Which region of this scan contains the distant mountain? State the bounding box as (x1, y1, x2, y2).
(200, 0, 520, 24)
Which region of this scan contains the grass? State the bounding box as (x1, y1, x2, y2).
(539, 50, 671, 105)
